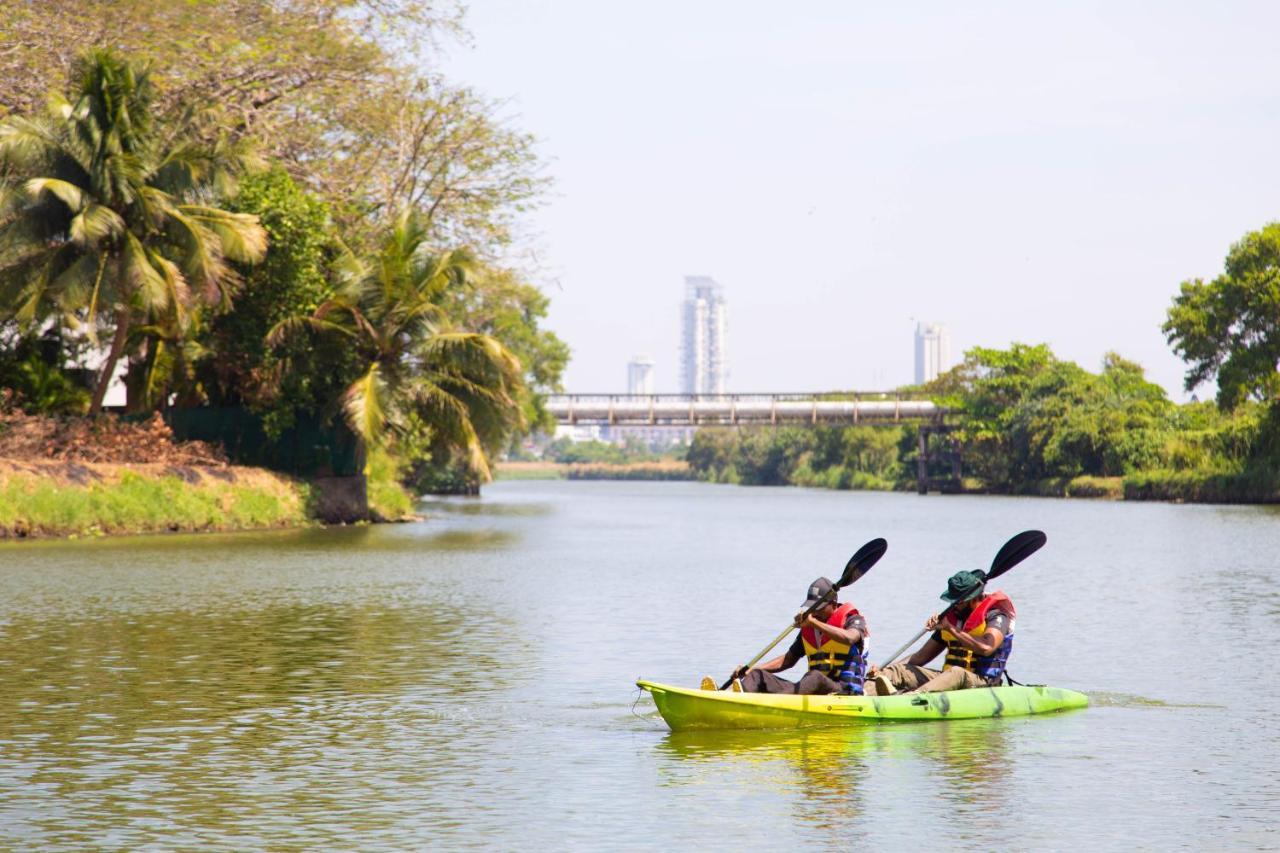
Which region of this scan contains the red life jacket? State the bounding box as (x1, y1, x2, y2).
(800, 602, 865, 650)
(956, 591, 1015, 632)
(940, 591, 1016, 679)
(800, 602, 868, 690)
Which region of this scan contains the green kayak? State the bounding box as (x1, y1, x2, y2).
(637, 679, 1088, 731)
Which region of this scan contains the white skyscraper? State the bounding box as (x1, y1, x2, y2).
(680, 276, 727, 395)
(627, 356, 655, 395)
(914, 322, 952, 384)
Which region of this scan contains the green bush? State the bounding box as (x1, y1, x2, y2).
(365, 448, 416, 519)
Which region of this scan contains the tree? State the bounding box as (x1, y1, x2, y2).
(0, 50, 266, 410)
(930, 344, 1174, 486)
(195, 167, 354, 434)
(1164, 223, 1280, 411)
(0, 2, 544, 253)
(271, 209, 525, 480)
(437, 264, 569, 436)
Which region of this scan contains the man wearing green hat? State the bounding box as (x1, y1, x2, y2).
(868, 569, 1016, 695)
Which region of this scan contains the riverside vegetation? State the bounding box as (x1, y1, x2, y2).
(0, 4, 567, 535)
(687, 225, 1280, 503)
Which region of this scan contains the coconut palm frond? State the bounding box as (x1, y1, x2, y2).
(181, 206, 267, 264)
(407, 379, 491, 481)
(68, 203, 125, 248)
(422, 331, 524, 382)
(162, 203, 226, 296)
(0, 117, 60, 170)
(49, 251, 101, 312)
(342, 362, 391, 445)
(122, 231, 170, 312)
(23, 176, 88, 213)
(265, 313, 356, 348)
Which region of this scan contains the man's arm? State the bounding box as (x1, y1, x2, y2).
(801, 614, 863, 646)
(939, 613, 1007, 656)
(906, 634, 946, 667)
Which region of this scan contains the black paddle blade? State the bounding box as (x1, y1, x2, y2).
(987, 530, 1046, 580)
(836, 537, 888, 589)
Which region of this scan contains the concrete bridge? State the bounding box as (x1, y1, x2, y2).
(546, 393, 943, 427)
(547, 393, 958, 495)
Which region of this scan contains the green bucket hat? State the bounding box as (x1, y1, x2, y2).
(941, 570, 987, 603)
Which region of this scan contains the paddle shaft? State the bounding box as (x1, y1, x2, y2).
(742, 591, 833, 672)
(878, 625, 931, 670)
(876, 530, 1046, 671)
(719, 537, 887, 690)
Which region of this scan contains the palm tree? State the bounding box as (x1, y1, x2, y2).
(271, 209, 525, 481)
(0, 49, 266, 410)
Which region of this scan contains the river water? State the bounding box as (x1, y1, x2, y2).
(0, 480, 1275, 849)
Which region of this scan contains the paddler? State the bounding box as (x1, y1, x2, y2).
(869, 569, 1015, 694)
(724, 577, 870, 695)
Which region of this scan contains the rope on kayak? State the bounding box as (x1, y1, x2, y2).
(630, 687, 649, 721)
(1004, 670, 1045, 687)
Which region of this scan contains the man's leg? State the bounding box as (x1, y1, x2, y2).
(796, 670, 842, 695)
(912, 667, 985, 693)
(875, 662, 941, 693)
(739, 669, 800, 694)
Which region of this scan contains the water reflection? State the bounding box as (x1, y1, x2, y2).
(0, 480, 1276, 847)
(0, 592, 523, 847)
(419, 498, 553, 517)
(656, 716, 1013, 824)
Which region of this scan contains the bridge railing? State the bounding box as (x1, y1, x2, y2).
(545, 393, 943, 426)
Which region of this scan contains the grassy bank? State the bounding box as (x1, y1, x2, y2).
(0, 461, 312, 539)
(1121, 468, 1280, 503)
(496, 460, 693, 481)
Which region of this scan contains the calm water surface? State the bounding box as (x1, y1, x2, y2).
(0, 481, 1276, 849)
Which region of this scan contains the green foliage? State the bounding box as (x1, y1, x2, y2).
(0, 2, 541, 252)
(0, 49, 265, 410)
(0, 470, 308, 537)
(932, 345, 1175, 484)
(544, 436, 657, 465)
(193, 168, 353, 436)
(685, 343, 1272, 500)
(686, 426, 903, 490)
(439, 265, 569, 436)
(564, 463, 693, 481)
(1164, 223, 1280, 410)
(1122, 467, 1280, 503)
(0, 327, 89, 414)
(365, 446, 416, 520)
(269, 209, 526, 482)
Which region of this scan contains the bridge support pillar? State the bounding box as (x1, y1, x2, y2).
(916, 432, 928, 495)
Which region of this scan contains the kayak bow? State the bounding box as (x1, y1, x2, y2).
(636, 679, 1087, 731)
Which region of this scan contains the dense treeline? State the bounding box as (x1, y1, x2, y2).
(689, 223, 1280, 502)
(687, 345, 1273, 500)
(0, 4, 567, 499)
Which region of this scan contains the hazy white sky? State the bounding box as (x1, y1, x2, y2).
(442, 1, 1280, 397)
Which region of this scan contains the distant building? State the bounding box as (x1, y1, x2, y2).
(914, 322, 951, 384)
(680, 276, 727, 395)
(627, 356, 655, 395)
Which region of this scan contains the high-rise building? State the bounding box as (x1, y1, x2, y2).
(914, 322, 952, 384)
(627, 356, 655, 395)
(680, 276, 727, 395)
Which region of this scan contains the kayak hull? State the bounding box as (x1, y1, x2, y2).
(637, 679, 1088, 731)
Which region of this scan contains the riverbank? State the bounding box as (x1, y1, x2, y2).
(0, 459, 313, 539)
(496, 460, 694, 481)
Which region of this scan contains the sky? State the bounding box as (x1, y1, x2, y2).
(440, 1, 1280, 397)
